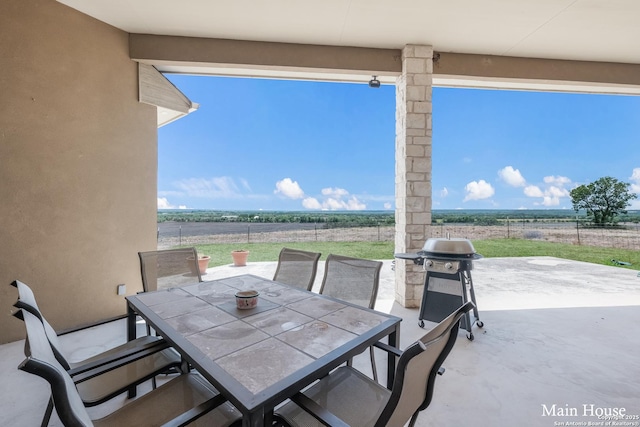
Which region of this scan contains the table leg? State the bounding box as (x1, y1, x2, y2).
(126, 303, 137, 398)
(387, 324, 400, 389)
(264, 410, 273, 426)
(127, 303, 137, 342)
(243, 408, 265, 427)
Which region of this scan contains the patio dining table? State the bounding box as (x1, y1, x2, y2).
(126, 274, 402, 427)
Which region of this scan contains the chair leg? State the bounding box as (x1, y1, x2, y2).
(408, 411, 420, 427)
(369, 346, 378, 383)
(41, 396, 54, 427)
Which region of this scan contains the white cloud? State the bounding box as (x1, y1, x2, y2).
(346, 197, 366, 210)
(302, 197, 322, 209)
(157, 198, 188, 209)
(440, 187, 449, 197)
(630, 168, 640, 193)
(383, 202, 392, 209)
(524, 177, 571, 206)
(324, 198, 344, 210)
(302, 187, 366, 210)
(157, 197, 173, 209)
(541, 196, 561, 206)
(463, 180, 495, 201)
(173, 177, 241, 198)
(548, 186, 569, 197)
(322, 196, 366, 210)
(321, 187, 349, 198)
(524, 185, 544, 197)
(544, 175, 572, 186)
(498, 166, 526, 187)
(239, 178, 252, 191)
(274, 178, 305, 199)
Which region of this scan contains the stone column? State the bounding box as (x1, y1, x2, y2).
(395, 45, 433, 308)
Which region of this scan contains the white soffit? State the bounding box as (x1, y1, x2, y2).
(56, 0, 640, 66)
(156, 105, 199, 128)
(138, 64, 199, 127)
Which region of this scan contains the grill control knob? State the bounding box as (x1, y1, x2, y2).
(425, 260, 434, 268)
(444, 262, 453, 270)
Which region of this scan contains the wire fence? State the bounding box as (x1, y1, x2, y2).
(428, 222, 640, 251)
(157, 221, 640, 251)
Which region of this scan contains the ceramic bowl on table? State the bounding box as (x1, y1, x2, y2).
(235, 290, 259, 309)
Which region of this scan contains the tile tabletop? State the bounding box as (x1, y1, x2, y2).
(129, 274, 401, 418)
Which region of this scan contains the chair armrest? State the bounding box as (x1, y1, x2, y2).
(372, 341, 403, 358)
(160, 394, 228, 427)
(69, 341, 172, 382)
(289, 392, 350, 427)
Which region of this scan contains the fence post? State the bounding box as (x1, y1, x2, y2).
(179, 225, 182, 246)
(247, 225, 250, 243)
(576, 216, 580, 245)
(507, 216, 510, 239)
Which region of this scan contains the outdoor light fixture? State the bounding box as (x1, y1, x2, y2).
(368, 76, 381, 88)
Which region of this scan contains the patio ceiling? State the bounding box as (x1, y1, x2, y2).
(58, 0, 640, 66)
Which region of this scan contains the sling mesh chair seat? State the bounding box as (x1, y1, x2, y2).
(273, 247, 322, 291)
(275, 302, 475, 427)
(138, 247, 203, 293)
(319, 254, 383, 381)
(11, 280, 182, 425)
(18, 308, 243, 427)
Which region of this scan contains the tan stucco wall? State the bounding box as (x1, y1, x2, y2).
(0, 0, 158, 343)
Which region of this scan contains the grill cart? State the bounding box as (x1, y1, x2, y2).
(396, 237, 483, 340)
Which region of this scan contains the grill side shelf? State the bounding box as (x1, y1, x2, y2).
(394, 253, 424, 265)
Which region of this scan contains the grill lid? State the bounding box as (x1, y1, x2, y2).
(418, 238, 483, 260)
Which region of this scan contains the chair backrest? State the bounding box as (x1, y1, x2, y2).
(138, 247, 202, 292)
(272, 247, 321, 291)
(18, 308, 95, 427)
(376, 302, 475, 427)
(319, 254, 382, 309)
(11, 280, 71, 370)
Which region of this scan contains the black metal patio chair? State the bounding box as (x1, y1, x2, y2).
(275, 302, 475, 427)
(11, 280, 182, 425)
(273, 247, 321, 291)
(17, 307, 243, 427)
(318, 254, 383, 381)
(138, 247, 203, 292)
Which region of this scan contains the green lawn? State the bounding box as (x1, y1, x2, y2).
(473, 239, 639, 270)
(192, 239, 640, 271)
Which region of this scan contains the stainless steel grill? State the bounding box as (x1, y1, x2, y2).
(396, 237, 483, 340)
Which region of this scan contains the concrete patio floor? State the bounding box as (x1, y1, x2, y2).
(2, 257, 640, 426)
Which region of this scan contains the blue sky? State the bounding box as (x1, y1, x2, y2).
(158, 75, 640, 211)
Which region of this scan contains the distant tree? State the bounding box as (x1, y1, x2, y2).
(570, 176, 637, 226)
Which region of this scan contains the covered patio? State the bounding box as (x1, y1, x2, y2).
(2, 2, 640, 424)
(3, 0, 640, 345)
(3, 257, 639, 426)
